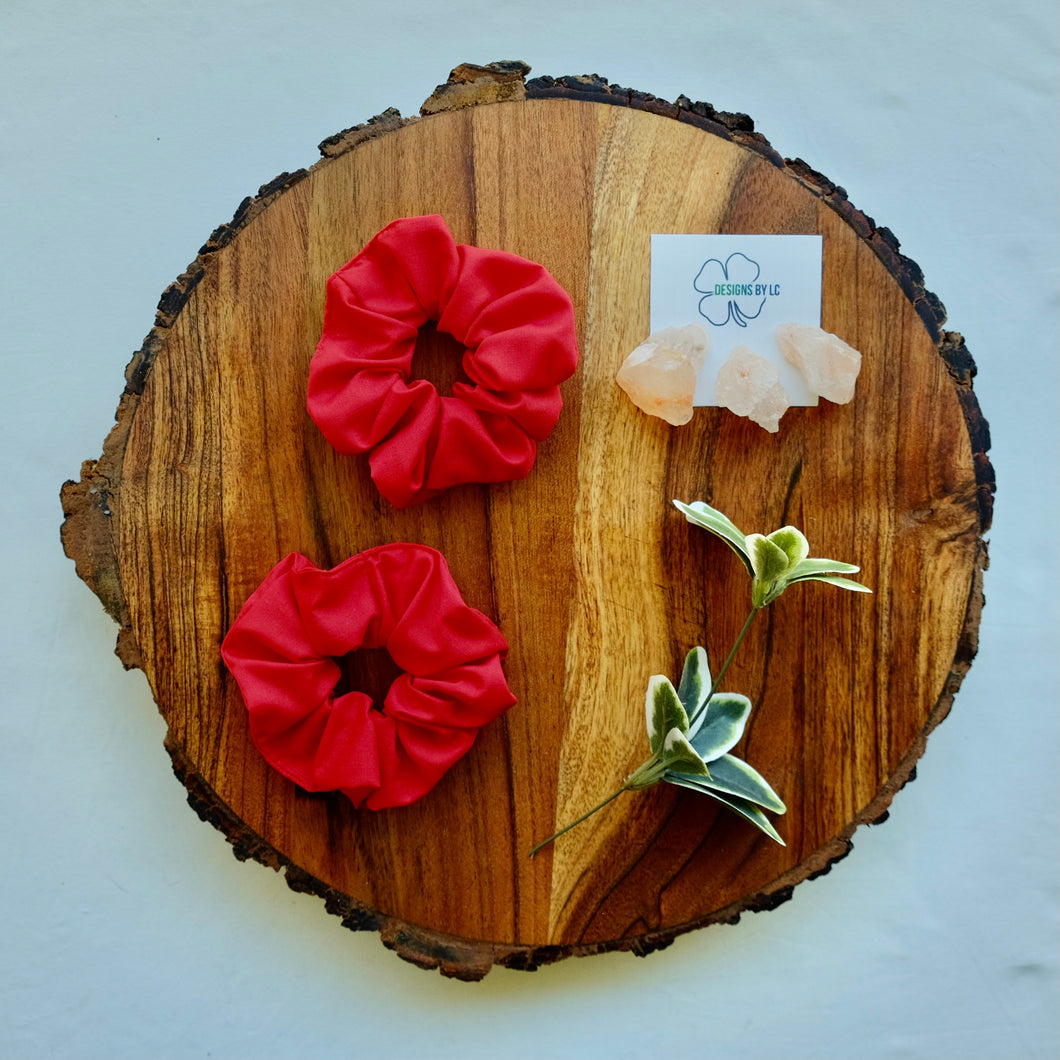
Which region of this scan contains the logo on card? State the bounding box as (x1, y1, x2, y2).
(694, 252, 781, 328)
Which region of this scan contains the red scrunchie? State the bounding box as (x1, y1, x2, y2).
(220, 545, 516, 810)
(306, 215, 579, 508)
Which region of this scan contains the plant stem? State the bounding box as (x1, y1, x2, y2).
(529, 607, 761, 859)
(528, 787, 628, 858)
(688, 606, 759, 729)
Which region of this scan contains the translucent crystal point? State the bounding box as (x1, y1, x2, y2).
(715, 345, 790, 433)
(775, 323, 862, 404)
(616, 324, 709, 426)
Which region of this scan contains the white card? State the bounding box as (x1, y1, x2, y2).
(650, 234, 823, 406)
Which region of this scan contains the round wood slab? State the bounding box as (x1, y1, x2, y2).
(61, 64, 993, 979)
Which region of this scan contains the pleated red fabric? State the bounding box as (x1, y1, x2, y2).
(220, 545, 516, 810)
(307, 215, 579, 507)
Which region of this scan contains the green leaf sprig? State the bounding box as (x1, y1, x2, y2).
(528, 500, 871, 858)
(672, 500, 871, 608)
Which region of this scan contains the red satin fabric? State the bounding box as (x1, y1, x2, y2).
(306, 215, 579, 507)
(220, 545, 516, 810)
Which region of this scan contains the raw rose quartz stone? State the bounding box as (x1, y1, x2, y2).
(616, 324, 709, 426)
(715, 345, 790, 433)
(775, 322, 862, 404)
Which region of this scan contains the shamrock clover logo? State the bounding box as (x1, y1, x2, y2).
(694, 252, 766, 327)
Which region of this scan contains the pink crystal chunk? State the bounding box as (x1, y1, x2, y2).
(616, 324, 709, 426)
(715, 345, 790, 433)
(775, 323, 862, 404)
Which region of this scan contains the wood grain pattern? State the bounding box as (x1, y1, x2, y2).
(61, 73, 992, 978)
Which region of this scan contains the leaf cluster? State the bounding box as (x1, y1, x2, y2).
(632, 647, 786, 844)
(673, 499, 870, 607)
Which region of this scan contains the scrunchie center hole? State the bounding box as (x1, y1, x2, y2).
(333, 646, 404, 711)
(411, 321, 472, 397)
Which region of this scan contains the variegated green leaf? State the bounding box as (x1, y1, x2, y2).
(645, 675, 689, 754)
(670, 753, 786, 813)
(789, 557, 862, 579)
(766, 525, 809, 568)
(796, 574, 872, 593)
(660, 728, 710, 776)
(688, 693, 751, 762)
(677, 646, 711, 724)
(672, 499, 753, 576)
(664, 773, 785, 844)
(746, 533, 791, 583)
(702, 788, 786, 845)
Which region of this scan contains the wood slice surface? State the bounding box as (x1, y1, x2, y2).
(61, 66, 993, 980)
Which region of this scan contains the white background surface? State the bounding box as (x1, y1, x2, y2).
(2, 2, 1057, 1058)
